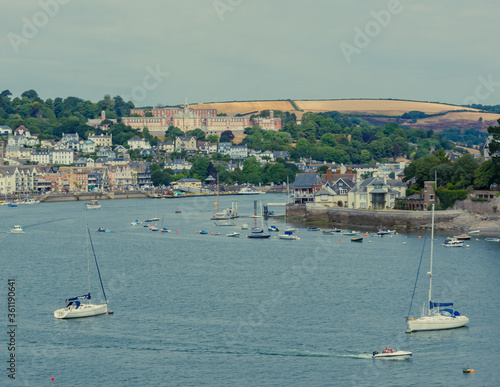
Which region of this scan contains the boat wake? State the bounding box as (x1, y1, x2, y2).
(257, 350, 372, 359)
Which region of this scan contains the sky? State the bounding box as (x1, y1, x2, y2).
(2, 0, 500, 108)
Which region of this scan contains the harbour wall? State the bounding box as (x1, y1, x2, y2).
(286, 204, 476, 232)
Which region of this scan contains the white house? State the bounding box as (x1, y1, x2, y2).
(0, 125, 12, 136)
(52, 149, 74, 165)
(31, 151, 51, 165)
(80, 139, 96, 154)
(127, 136, 150, 150)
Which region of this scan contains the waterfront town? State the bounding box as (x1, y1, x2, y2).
(0, 98, 498, 218)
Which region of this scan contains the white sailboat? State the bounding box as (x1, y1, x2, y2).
(54, 225, 108, 319)
(406, 204, 469, 332)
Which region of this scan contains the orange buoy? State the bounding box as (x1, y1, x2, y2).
(195, 230, 198, 233)
(339, 239, 342, 242)
(418, 236, 422, 239)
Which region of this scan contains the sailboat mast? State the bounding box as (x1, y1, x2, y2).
(87, 226, 108, 303)
(216, 173, 219, 213)
(428, 204, 435, 316)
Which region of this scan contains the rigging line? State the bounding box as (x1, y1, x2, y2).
(407, 211, 432, 317)
(87, 225, 108, 303)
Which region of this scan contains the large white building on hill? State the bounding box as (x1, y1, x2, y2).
(121, 99, 281, 136)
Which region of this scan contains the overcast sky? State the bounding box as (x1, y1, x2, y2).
(2, 0, 500, 107)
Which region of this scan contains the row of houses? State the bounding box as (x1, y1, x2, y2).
(0, 162, 153, 195)
(292, 168, 408, 210)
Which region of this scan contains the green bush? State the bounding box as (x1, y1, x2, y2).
(436, 188, 467, 209)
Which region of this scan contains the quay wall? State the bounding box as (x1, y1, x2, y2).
(286, 204, 474, 232)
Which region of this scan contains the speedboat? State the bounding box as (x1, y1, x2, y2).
(268, 225, 279, 232)
(226, 232, 240, 237)
(9, 225, 24, 234)
(241, 224, 249, 230)
(130, 220, 141, 226)
(307, 227, 320, 231)
(485, 237, 500, 242)
(175, 209, 182, 214)
(442, 237, 464, 247)
(85, 201, 101, 209)
(159, 228, 170, 233)
(149, 226, 159, 231)
(372, 349, 412, 359)
(97, 227, 111, 233)
(199, 230, 208, 235)
(468, 230, 480, 235)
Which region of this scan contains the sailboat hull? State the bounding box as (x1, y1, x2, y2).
(408, 315, 469, 331)
(54, 303, 108, 319)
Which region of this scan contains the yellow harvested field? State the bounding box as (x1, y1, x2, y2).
(190, 101, 295, 116)
(410, 111, 500, 127)
(294, 99, 478, 115)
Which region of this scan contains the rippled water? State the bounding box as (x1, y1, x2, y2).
(1, 196, 499, 386)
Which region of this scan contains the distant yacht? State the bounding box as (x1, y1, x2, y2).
(238, 187, 262, 195)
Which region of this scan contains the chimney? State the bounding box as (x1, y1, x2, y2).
(327, 168, 332, 182)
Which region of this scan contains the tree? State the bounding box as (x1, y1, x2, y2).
(474, 160, 498, 189)
(220, 130, 234, 142)
(164, 126, 184, 140)
(186, 128, 206, 141)
(487, 119, 500, 169)
(403, 154, 440, 188)
(189, 157, 211, 180)
(206, 134, 219, 143)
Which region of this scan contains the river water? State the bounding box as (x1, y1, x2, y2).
(1, 195, 499, 386)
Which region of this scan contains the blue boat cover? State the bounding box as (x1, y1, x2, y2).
(285, 231, 292, 235)
(66, 293, 91, 302)
(430, 301, 453, 309)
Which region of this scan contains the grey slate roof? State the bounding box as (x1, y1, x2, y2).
(293, 173, 322, 189)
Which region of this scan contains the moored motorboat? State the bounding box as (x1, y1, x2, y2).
(468, 230, 480, 235)
(442, 237, 464, 247)
(372, 349, 412, 359)
(307, 227, 320, 231)
(130, 219, 141, 226)
(85, 200, 101, 209)
(342, 230, 360, 236)
(454, 234, 471, 240)
(226, 232, 240, 237)
(278, 231, 299, 240)
(351, 237, 363, 242)
(97, 227, 111, 233)
(485, 237, 500, 242)
(323, 228, 342, 234)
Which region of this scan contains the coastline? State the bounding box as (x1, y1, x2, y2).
(286, 203, 500, 235)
